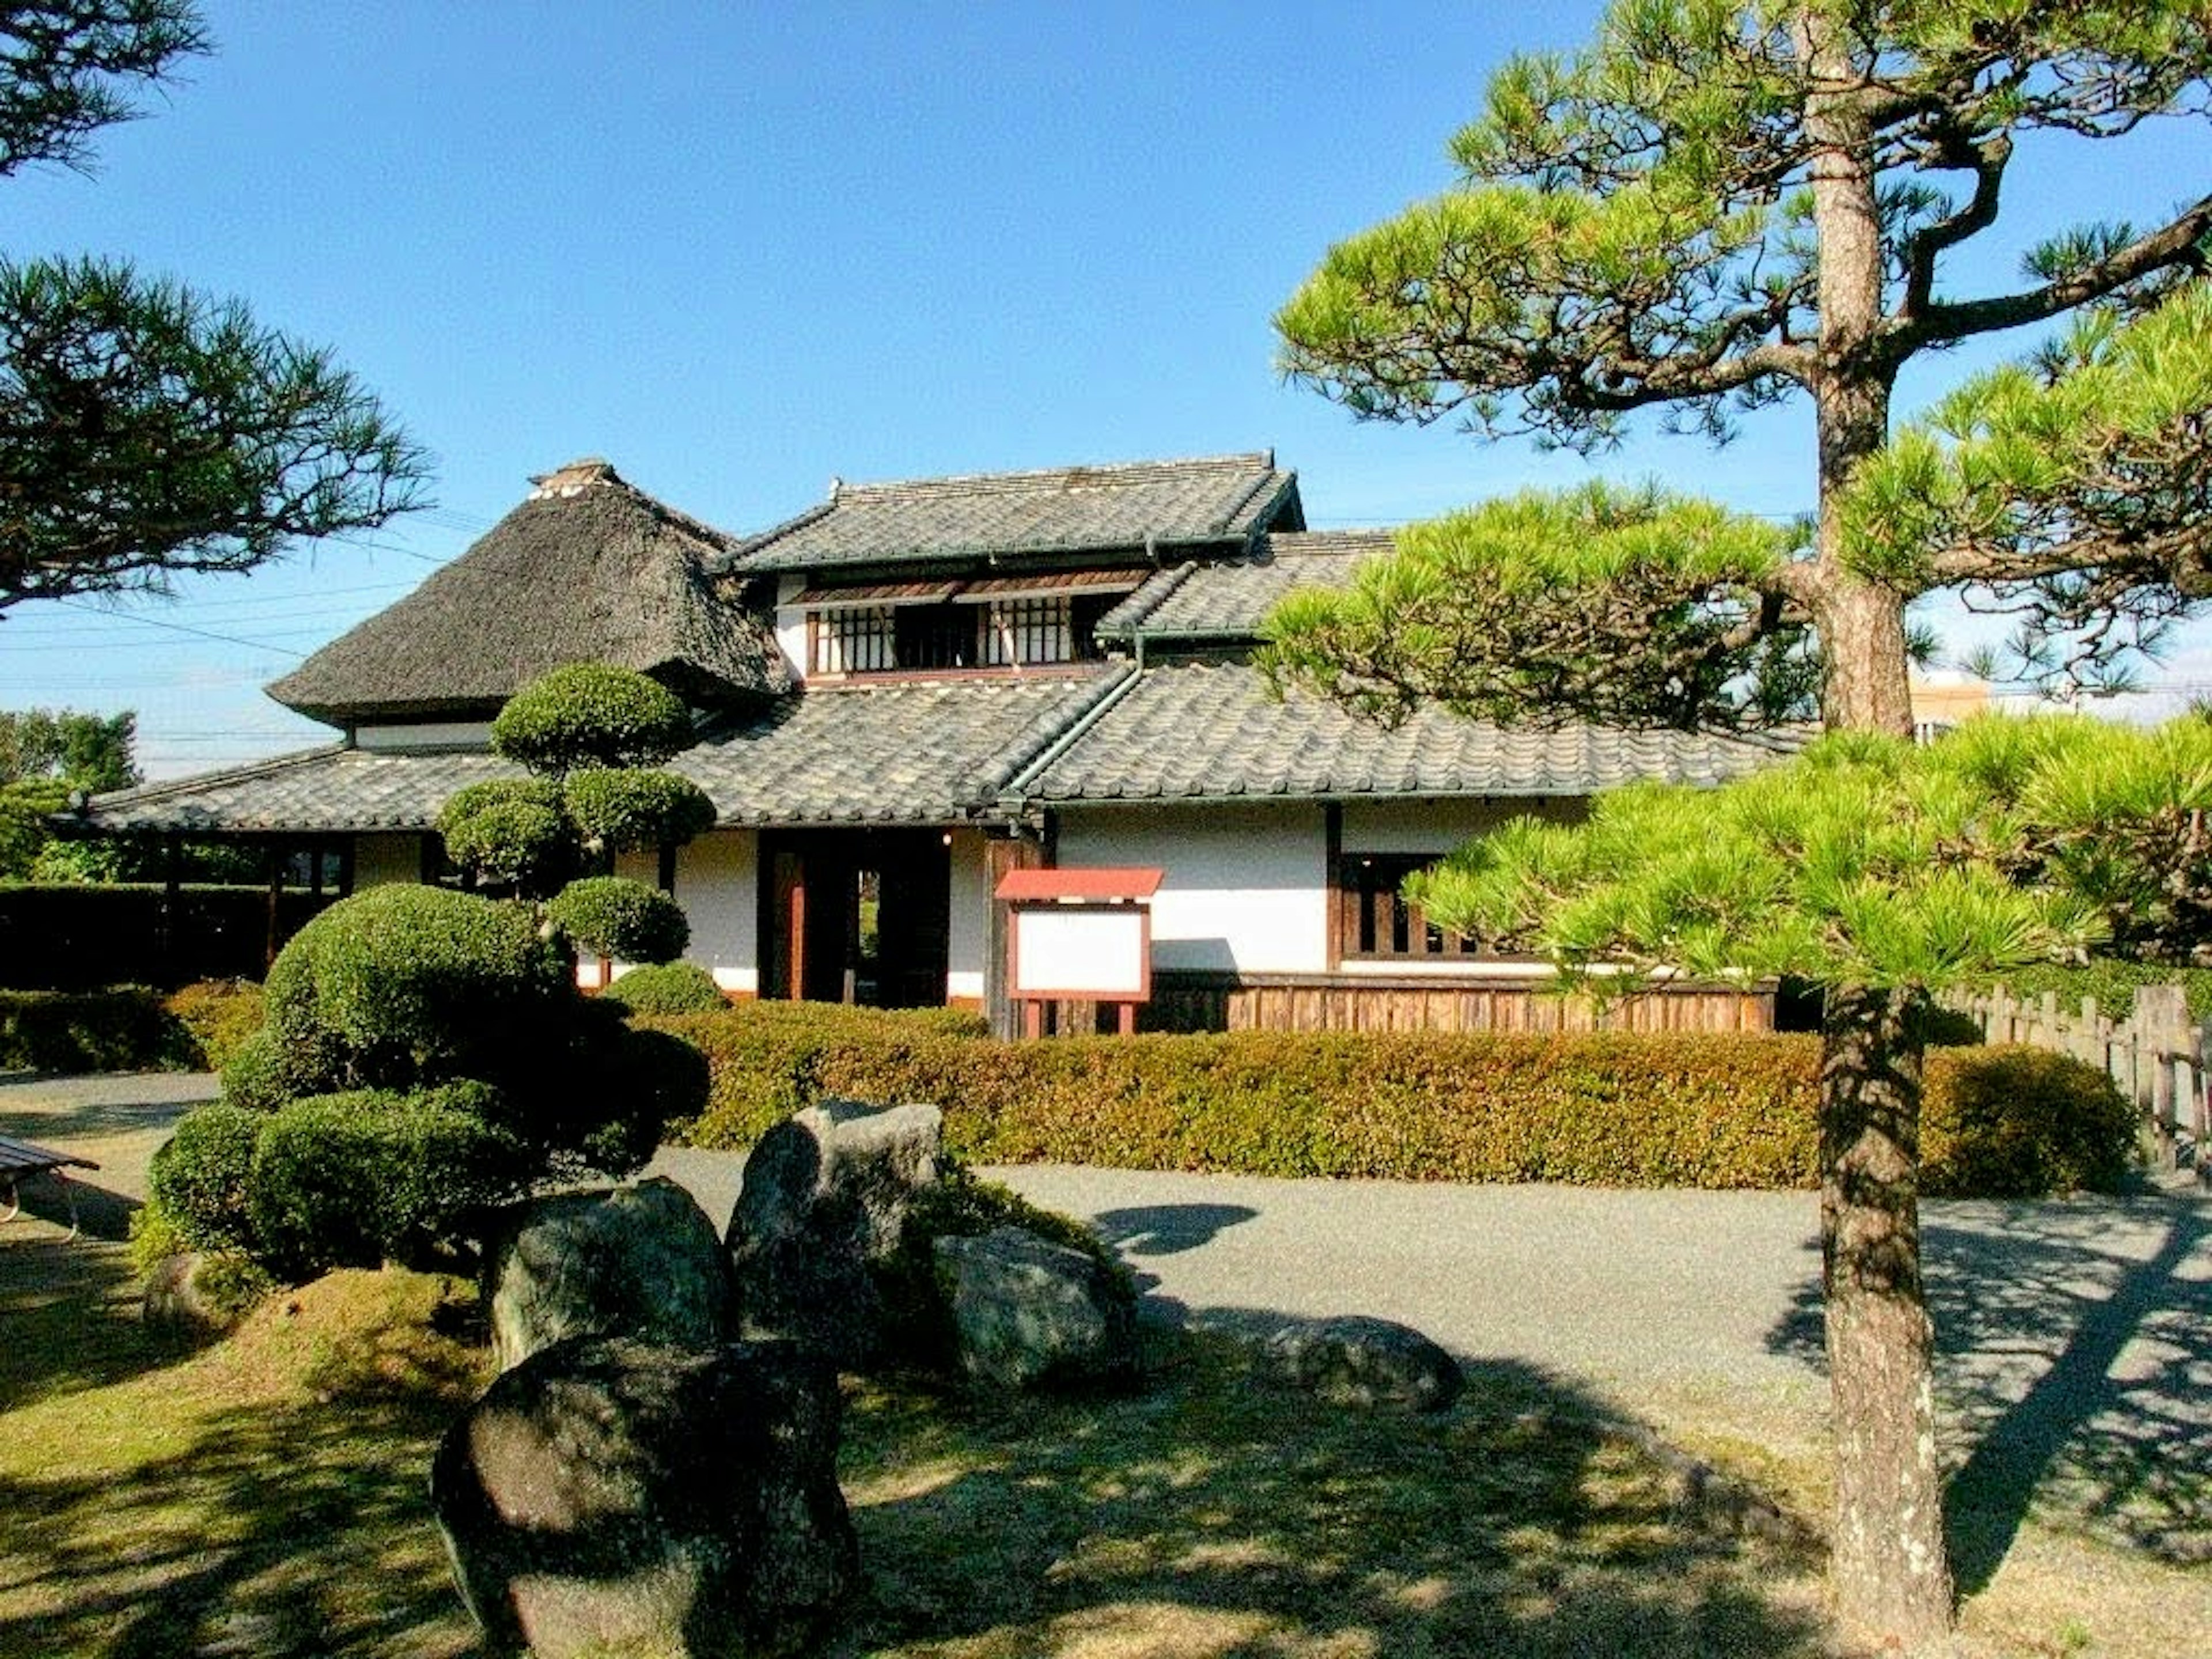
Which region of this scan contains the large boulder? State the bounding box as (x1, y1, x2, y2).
(430, 1336, 857, 1659)
(724, 1099, 942, 1365)
(1257, 1315, 1464, 1413)
(934, 1225, 1138, 1391)
(486, 1177, 732, 1372)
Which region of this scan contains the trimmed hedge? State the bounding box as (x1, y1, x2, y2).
(600, 961, 728, 1014)
(263, 885, 571, 1092)
(490, 663, 693, 772)
(149, 1102, 264, 1251)
(547, 876, 690, 965)
(645, 1012, 2137, 1197)
(0, 986, 190, 1073)
(244, 1085, 527, 1278)
(561, 768, 717, 854)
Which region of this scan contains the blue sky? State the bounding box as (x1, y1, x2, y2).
(5, 1, 2210, 778)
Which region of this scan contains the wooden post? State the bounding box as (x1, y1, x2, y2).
(263, 843, 284, 972)
(1323, 803, 1343, 971)
(984, 834, 1044, 1040)
(2137, 984, 2188, 1172)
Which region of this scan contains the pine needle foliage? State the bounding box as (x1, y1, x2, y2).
(1260, 481, 1813, 731)
(1407, 723, 2118, 995)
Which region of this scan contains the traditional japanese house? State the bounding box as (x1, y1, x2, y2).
(75, 452, 1797, 1032)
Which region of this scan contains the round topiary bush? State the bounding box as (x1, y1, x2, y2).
(437, 779, 575, 892)
(219, 1021, 353, 1112)
(601, 961, 729, 1015)
(149, 1103, 265, 1252)
(245, 1085, 526, 1278)
(561, 767, 718, 854)
(547, 876, 691, 965)
(490, 663, 695, 774)
(264, 885, 573, 1093)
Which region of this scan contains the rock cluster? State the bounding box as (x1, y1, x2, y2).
(434, 1096, 1142, 1657)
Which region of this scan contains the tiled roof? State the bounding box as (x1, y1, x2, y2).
(77, 673, 1137, 836)
(1018, 661, 1803, 803)
(75, 748, 526, 835)
(679, 670, 1132, 824)
(726, 453, 1301, 575)
(1096, 529, 1396, 641)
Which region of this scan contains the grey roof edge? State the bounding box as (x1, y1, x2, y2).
(1232, 470, 1306, 543)
(66, 744, 355, 829)
(991, 664, 1146, 812)
(729, 525, 1272, 577)
(832, 449, 1277, 500)
(1093, 563, 1196, 641)
(718, 451, 1294, 574)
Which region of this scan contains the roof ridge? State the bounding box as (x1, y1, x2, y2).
(835, 451, 1277, 498)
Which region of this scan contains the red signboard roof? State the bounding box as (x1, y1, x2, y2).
(994, 866, 1164, 902)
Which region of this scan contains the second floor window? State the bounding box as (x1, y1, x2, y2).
(808, 588, 1126, 677)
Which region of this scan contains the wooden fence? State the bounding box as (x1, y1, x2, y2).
(1939, 983, 2210, 1181)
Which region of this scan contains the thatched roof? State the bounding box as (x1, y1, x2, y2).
(268, 460, 791, 726)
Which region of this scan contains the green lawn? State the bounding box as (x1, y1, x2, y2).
(0, 1247, 1836, 1659)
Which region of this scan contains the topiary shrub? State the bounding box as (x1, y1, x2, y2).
(560, 767, 717, 854)
(162, 979, 267, 1073)
(148, 1102, 265, 1252)
(547, 876, 690, 965)
(245, 1085, 527, 1278)
(601, 961, 728, 1014)
(1921, 1045, 2140, 1197)
(490, 663, 694, 774)
(263, 885, 571, 1093)
(435, 779, 574, 893)
(219, 1021, 353, 1112)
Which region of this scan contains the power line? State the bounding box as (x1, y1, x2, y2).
(49, 599, 310, 659)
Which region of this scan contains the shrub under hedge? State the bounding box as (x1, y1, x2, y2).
(600, 960, 728, 1014)
(646, 1010, 2137, 1197)
(0, 986, 191, 1073)
(162, 979, 267, 1072)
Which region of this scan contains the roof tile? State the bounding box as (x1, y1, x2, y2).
(728, 453, 1299, 574)
(1020, 661, 1802, 802)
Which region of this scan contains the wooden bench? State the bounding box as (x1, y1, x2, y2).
(0, 1134, 101, 1240)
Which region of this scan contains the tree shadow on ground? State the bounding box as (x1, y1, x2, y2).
(0, 1227, 189, 1411)
(1090, 1203, 1259, 1258)
(0, 1283, 482, 1659)
(1764, 1197, 2211, 1589)
(835, 1321, 1829, 1659)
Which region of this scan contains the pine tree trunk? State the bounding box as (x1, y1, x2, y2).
(1820, 984, 1953, 1649)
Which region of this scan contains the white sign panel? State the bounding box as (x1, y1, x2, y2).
(1012, 907, 1147, 998)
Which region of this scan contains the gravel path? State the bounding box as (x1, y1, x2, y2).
(10, 1073, 2206, 1549)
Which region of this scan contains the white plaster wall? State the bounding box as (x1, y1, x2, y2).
(351, 833, 421, 888)
(1339, 795, 1584, 855)
(1055, 802, 1327, 974)
(946, 827, 989, 1002)
(354, 721, 494, 752)
(773, 575, 808, 680)
(676, 830, 760, 994)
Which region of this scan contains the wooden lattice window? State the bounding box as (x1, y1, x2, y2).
(811, 606, 896, 675)
(1340, 853, 1483, 959)
(983, 598, 1074, 666)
